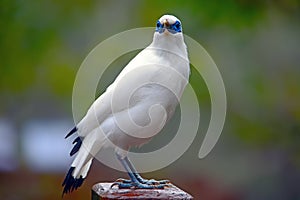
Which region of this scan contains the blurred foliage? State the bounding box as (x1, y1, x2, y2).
(0, 0, 94, 94)
(139, 0, 300, 28)
(1, 0, 299, 95)
(140, 0, 267, 28)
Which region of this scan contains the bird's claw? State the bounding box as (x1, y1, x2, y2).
(113, 178, 170, 185)
(110, 179, 132, 189)
(114, 178, 131, 183)
(111, 181, 168, 189)
(144, 179, 170, 185)
(111, 176, 171, 189)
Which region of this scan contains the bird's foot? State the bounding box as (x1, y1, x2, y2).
(114, 177, 170, 185)
(139, 178, 170, 185)
(111, 181, 169, 189)
(114, 178, 132, 183)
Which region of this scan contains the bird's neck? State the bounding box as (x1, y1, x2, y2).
(150, 34, 187, 58)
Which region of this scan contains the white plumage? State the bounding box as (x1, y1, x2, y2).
(62, 14, 190, 194)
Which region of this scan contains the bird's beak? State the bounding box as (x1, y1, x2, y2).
(163, 19, 170, 28)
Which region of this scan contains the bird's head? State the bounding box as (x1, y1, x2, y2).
(155, 15, 182, 35)
(152, 14, 186, 54)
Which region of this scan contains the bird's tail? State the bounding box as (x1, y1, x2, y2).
(62, 128, 106, 196)
(62, 159, 92, 195)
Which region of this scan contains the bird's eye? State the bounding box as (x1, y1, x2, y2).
(175, 21, 181, 29)
(156, 21, 161, 28)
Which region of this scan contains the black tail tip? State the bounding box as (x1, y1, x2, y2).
(65, 127, 78, 139)
(70, 137, 82, 156)
(62, 167, 85, 196)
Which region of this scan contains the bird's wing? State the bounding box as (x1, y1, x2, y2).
(76, 89, 113, 137)
(74, 48, 154, 137)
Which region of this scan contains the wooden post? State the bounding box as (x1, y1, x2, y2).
(92, 182, 193, 200)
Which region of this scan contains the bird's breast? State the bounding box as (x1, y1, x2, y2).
(109, 44, 189, 114)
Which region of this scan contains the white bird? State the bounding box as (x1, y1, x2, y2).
(62, 14, 190, 195)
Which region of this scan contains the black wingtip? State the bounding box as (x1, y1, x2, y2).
(70, 137, 82, 156)
(62, 167, 85, 196)
(65, 127, 78, 139)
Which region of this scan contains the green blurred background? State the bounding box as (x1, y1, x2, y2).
(1, 0, 300, 199)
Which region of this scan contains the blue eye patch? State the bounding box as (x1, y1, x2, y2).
(155, 20, 182, 34)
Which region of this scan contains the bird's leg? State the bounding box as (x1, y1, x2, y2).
(114, 156, 143, 184)
(112, 155, 135, 185)
(124, 156, 170, 185)
(111, 153, 166, 189)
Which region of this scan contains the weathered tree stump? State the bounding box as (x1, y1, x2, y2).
(92, 182, 193, 200)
